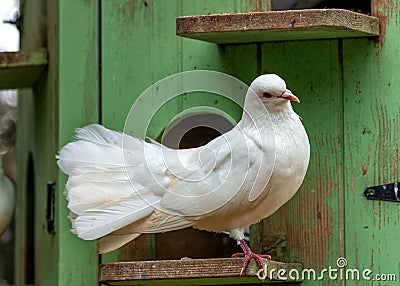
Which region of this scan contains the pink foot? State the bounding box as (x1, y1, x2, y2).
(232, 239, 271, 275)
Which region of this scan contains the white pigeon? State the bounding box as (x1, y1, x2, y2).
(57, 74, 310, 273)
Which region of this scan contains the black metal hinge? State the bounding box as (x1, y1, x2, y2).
(46, 182, 56, 234)
(364, 182, 400, 202)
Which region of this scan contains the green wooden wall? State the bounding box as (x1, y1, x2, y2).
(17, 0, 400, 285)
(254, 2, 400, 285)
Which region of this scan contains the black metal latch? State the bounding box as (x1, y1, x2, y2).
(46, 182, 56, 234)
(364, 182, 400, 202)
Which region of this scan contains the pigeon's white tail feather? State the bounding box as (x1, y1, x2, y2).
(57, 124, 146, 175)
(98, 233, 141, 254)
(67, 167, 131, 184)
(57, 141, 125, 174)
(66, 173, 136, 214)
(57, 124, 164, 242)
(74, 196, 160, 240)
(75, 124, 123, 146)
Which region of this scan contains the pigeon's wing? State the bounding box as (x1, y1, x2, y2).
(158, 128, 272, 217)
(159, 118, 277, 217)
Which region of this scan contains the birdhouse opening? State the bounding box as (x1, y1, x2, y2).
(161, 113, 235, 149)
(153, 113, 243, 259)
(272, 0, 371, 14)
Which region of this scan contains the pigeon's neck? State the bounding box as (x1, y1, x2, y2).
(239, 94, 296, 130)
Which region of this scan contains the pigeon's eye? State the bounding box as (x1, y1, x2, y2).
(262, 92, 273, 98)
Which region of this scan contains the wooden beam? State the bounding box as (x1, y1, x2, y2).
(100, 258, 303, 285)
(176, 9, 379, 44)
(0, 49, 48, 89)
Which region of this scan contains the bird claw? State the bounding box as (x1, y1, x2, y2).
(232, 239, 271, 276)
(231, 252, 244, 258)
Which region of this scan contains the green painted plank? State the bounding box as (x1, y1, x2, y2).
(0, 49, 47, 89)
(56, 0, 99, 285)
(15, 89, 35, 286)
(31, 65, 58, 286)
(176, 9, 379, 44)
(101, 0, 183, 262)
(16, 1, 59, 286)
(180, 0, 261, 125)
(253, 40, 344, 285)
(142, 0, 183, 140)
(342, 0, 400, 282)
(101, 0, 181, 138)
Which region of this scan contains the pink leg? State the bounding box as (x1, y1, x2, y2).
(232, 239, 271, 275)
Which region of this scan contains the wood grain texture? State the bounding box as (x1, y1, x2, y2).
(176, 9, 379, 44)
(0, 49, 47, 89)
(56, 0, 100, 285)
(342, 0, 400, 281)
(100, 258, 302, 285)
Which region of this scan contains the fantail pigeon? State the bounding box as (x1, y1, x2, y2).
(57, 74, 310, 274)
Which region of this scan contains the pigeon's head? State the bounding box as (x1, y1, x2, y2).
(249, 74, 299, 106)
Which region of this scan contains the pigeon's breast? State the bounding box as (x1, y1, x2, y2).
(244, 114, 310, 223)
(193, 112, 310, 232)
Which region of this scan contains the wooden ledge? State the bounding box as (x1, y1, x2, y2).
(100, 257, 303, 285)
(0, 49, 48, 89)
(176, 9, 379, 44)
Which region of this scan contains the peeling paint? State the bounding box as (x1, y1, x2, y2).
(373, 0, 398, 45)
(361, 140, 373, 176)
(0, 49, 48, 68)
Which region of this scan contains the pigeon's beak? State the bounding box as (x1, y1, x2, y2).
(280, 90, 300, 102)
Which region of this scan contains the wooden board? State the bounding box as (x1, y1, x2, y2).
(0, 49, 47, 89)
(342, 0, 400, 280)
(100, 258, 303, 285)
(176, 9, 379, 44)
(56, 0, 100, 285)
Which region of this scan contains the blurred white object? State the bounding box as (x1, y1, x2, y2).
(0, 91, 17, 156)
(0, 160, 15, 236)
(0, 0, 19, 283)
(0, 0, 19, 52)
(0, 90, 17, 235)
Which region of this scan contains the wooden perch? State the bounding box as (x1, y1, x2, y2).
(100, 257, 303, 285)
(176, 9, 379, 44)
(0, 49, 48, 89)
